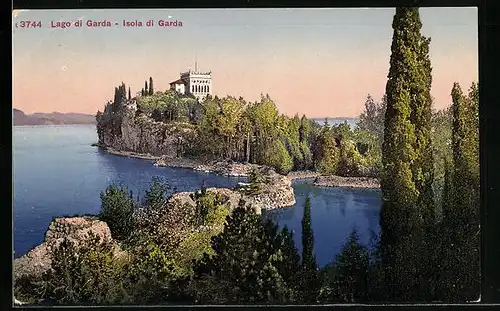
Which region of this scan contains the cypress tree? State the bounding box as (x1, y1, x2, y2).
(301, 196, 316, 272)
(438, 82, 480, 301)
(379, 7, 432, 301)
(412, 24, 435, 226)
(149, 77, 154, 95)
(299, 196, 319, 303)
(141, 88, 145, 97)
(128, 87, 131, 100)
(145, 80, 148, 96)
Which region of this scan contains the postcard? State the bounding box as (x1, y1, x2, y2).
(12, 7, 479, 305)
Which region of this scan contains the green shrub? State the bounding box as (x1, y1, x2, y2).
(16, 233, 128, 305)
(98, 184, 135, 241)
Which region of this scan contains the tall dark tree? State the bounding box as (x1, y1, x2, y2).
(298, 196, 319, 302)
(128, 87, 131, 100)
(437, 82, 480, 301)
(149, 77, 154, 95)
(145, 80, 148, 96)
(379, 7, 433, 301)
(412, 20, 435, 227)
(301, 196, 316, 272)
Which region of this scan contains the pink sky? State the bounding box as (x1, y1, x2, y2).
(12, 8, 478, 118)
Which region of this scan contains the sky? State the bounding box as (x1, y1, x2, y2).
(12, 8, 478, 118)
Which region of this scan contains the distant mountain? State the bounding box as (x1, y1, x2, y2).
(13, 109, 96, 126)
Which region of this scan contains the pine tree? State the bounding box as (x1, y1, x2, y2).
(332, 229, 370, 303)
(149, 77, 154, 95)
(379, 7, 433, 301)
(190, 206, 297, 304)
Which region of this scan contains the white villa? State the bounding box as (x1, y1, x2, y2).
(169, 67, 212, 101)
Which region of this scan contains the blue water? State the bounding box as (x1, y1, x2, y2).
(13, 125, 380, 267)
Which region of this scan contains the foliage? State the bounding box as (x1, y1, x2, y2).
(431, 105, 453, 211)
(136, 90, 190, 122)
(379, 7, 433, 301)
(436, 82, 480, 301)
(149, 77, 154, 95)
(265, 139, 294, 174)
(245, 167, 268, 195)
(98, 184, 135, 241)
(144, 176, 171, 210)
(318, 229, 370, 303)
(125, 241, 181, 304)
(337, 140, 365, 177)
(301, 196, 316, 272)
(186, 205, 300, 304)
(299, 196, 320, 303)
(314, 125, 340, 174)
(357, 94, 386, 142)
(190, 190, 227, 226)
(15, 233, 128, 305)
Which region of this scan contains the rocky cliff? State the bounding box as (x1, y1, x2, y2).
(13, 217, 124, 280)
(97, 106, 196, 158)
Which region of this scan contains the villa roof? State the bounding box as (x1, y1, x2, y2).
(169, 79, 185, 85)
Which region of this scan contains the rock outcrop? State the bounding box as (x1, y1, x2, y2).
(154, 156, 203, 169)
(313, 175, 380, 189)
(193, 160, 263, 177)
(168, 169, 296, 214)
(287, 170, 322, 181)
(97, 107, 196, 158)
(168, 187, 244, 211)
(13, 217, 123, 280)
(243, 171, 296, 210)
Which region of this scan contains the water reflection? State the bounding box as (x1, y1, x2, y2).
(266, 184, 381, 267)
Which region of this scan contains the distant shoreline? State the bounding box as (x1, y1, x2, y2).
(14, 123, 96, 127)
(13, 108, 96, 126)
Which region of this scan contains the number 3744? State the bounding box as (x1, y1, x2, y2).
(15, 21, 42, 28)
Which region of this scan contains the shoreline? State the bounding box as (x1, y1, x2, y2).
(15, 123, 96, 127)
(92, 143, 380, 189)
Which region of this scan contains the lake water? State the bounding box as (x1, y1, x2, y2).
(13, 124, 380, 267)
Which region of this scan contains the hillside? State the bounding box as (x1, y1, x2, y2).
(13, 109, 96, 126)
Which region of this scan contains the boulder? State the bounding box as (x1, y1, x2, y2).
(14, 217, 120, 280)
